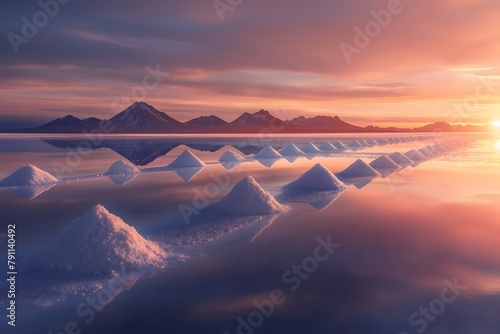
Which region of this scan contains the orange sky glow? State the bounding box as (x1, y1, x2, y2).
(0, 0, 499, 129)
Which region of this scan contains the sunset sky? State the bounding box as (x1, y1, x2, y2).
(1, 0, 499, 129)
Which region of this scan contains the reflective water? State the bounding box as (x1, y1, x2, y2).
(0, 133, 498, 334)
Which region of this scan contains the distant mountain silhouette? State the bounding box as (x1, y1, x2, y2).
(230, 109, 286, 128)
(287, 115, 363, 132)
(186, 115, 228, 127)
(4, 102, 487, 133)
(33, 115, 101, 131)
(109, 102, 182, 130)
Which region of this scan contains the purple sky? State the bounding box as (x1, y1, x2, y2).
(1, 0, 499, 129)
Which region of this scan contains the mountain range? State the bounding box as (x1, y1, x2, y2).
(3, 102, 487, 133)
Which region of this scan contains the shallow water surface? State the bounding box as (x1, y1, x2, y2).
(0, 133, 498, 334)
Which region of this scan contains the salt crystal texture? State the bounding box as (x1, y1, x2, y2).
(418, 147, 434, 157)
(358, 140, 369, 146)
(284, 163, 346, 191)
(254, 146, 283, 159)
(219, 150, 246, 163)
(30, 205, 166, 275)
(301, 142, 321, 153)
(279, 144, 305, 156)
(347, 140, 362, 148)
(168, 150, 206, 168)
(388, 152, 413, 166)
(369, 155, 400, 169)
(331, 141, 348, 150)
(208, 176, 286, 215)
(337, 159, 380, 178)
(405, 149, 427, 161)
(319, 142, 338, 151)
(104, 160, 140, 175)
(377, 138, 390, 145)
(0, 164, 58, 187)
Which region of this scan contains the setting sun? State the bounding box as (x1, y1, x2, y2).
(494, 120, 500, 128)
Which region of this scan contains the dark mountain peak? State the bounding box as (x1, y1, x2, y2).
(414, 121, 454, 131)
(310, 115, 341, 121)
(288, 114, 361, 130)
(186, 115, 228, 127)
(81, 117, 101, 124)
(61, 115, 80, 121)
(41, 115, 81, 127)
(255, 109, 272, 116)
(8, 102, 484, 134)
(110, 102, 181, 129)
(124, 101, 163, 116)
(230, 109, 284, 127)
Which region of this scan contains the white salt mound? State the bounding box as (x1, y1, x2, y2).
(405, 149, 426, 161)
(337, 159, 380, 178)
(347, 140, 362, 148)
(284, 163, 346, 191)
(104, 160, 140, 175)
(0, 164, 58, 187)
(425, 145, 439, 155)
(331, 140, 347, 150)
(208, 176, 286, 215)
(31, 205, 166, 274)
(319, 142, 338, 151)
(219, 150, 246, 163)
(279, 144, 305, 156)
(369, 155, 400, 169)
(254, 146, 283, 159)
(301, 142, 321, 153)
(168, 150, 206, 168)
(377, 138, 390, 145)
(388, 152, 413, 165)
(366, 139, 377, 146)
(418, 147, 434, 157)
(433, 144, 446, 153)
